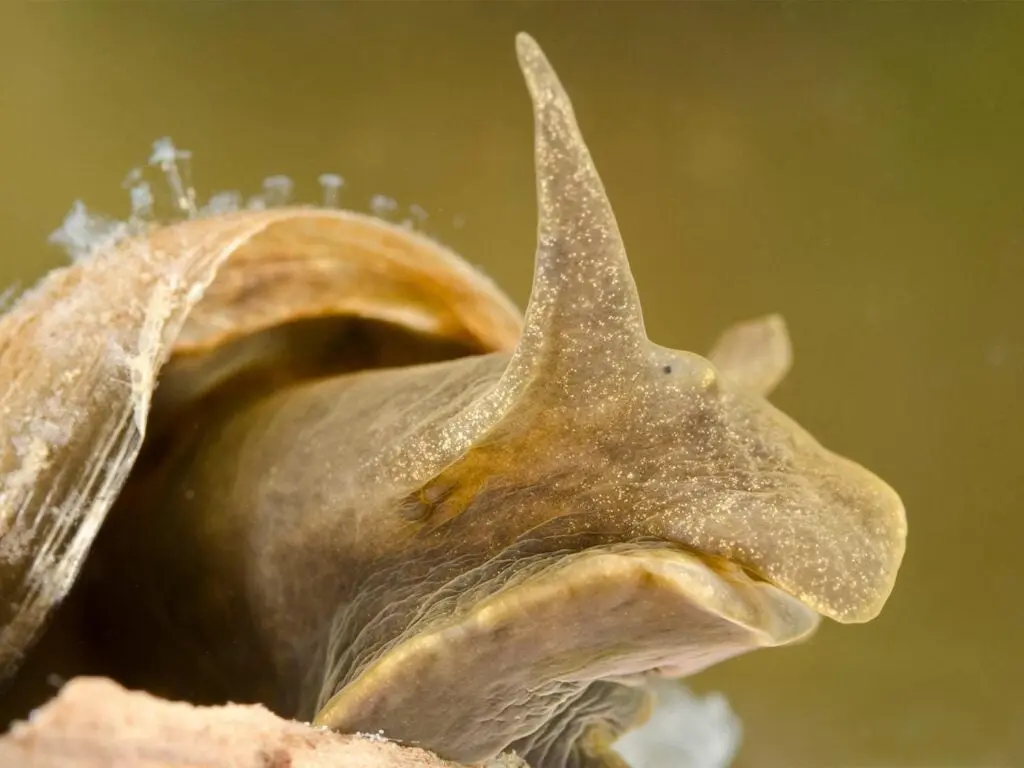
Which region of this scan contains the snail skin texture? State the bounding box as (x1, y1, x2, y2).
(0, 33, 906, 768)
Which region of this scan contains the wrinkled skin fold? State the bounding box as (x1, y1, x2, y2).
(0, 32, 906, 768)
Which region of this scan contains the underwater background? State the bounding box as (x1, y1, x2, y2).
(1, 3, 1022, 767)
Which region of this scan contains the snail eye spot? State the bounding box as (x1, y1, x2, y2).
(662, 364, 673, 374)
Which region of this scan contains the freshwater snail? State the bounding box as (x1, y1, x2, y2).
(0, 33, 907, 768)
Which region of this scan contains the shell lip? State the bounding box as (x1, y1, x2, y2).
(312, 544, 819, 751)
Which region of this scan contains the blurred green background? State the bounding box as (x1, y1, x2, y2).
(1, 3, 1021, 767)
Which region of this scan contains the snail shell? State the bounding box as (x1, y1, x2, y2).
(0, 33, 906, 768)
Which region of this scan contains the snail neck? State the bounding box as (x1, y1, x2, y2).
(61, 350, 512, 718)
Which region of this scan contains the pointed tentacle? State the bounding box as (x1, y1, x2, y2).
(505, 34, 648, 388)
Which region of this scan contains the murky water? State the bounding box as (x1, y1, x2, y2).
(2, 4, 1022, 767)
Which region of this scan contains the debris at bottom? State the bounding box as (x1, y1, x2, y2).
(0, 676, 526, 768)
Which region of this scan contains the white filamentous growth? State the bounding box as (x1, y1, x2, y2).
(370, 194, 398, 218)
(199, 191, 243, 217)
(245, 194, 267, 211)
(48, 201, 128, 263)
(148, 137, 198, 219)
(612, 682, 742, 768)
(122, 168, 155, 225)
(318, 173, 344, 208)
(356, 730, 390, 744)
(128, 183, 154, 222)
(408, 203, 428, 223)
(261, 175, 294, 207)
(43, 137, 436, 266)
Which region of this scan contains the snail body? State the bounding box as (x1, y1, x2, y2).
(0, 35, 906, 768)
